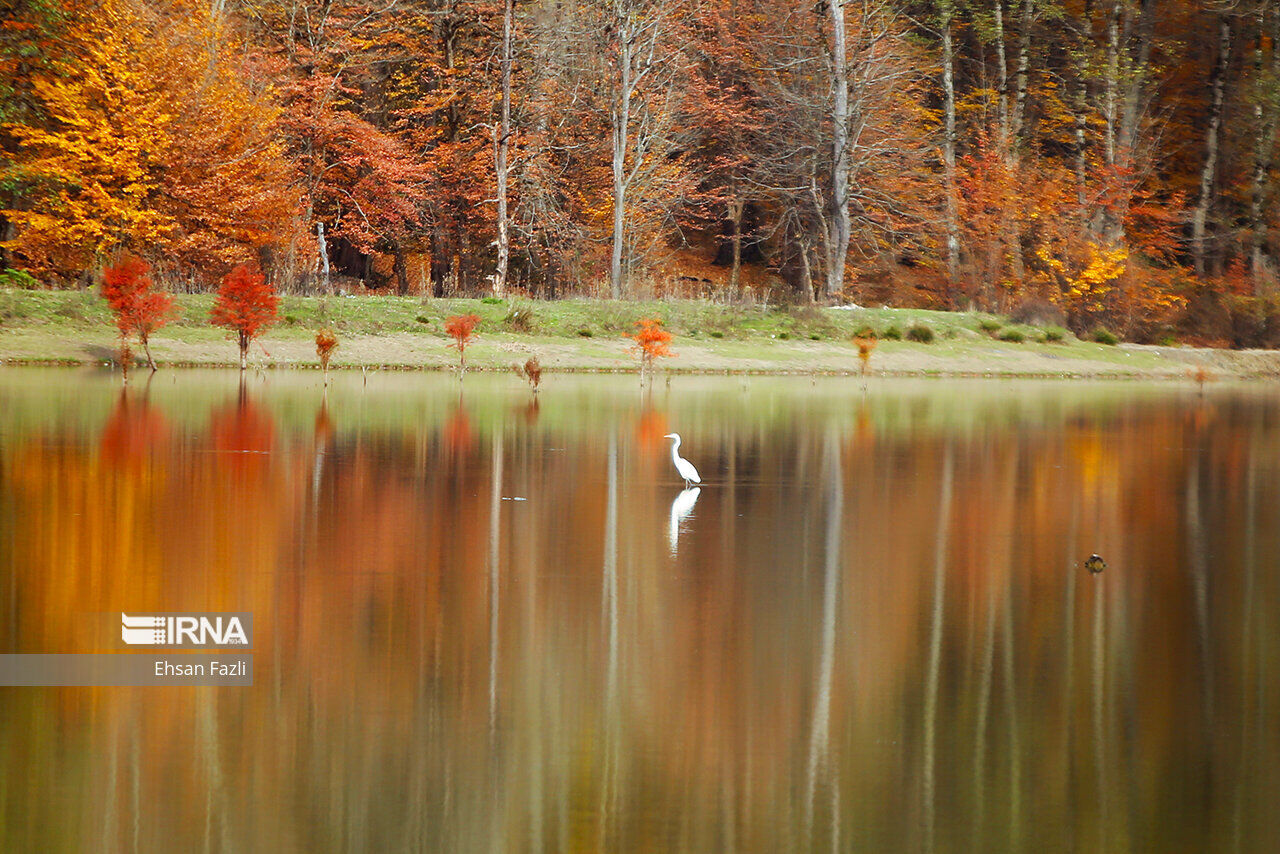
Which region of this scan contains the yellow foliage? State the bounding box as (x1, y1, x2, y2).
(2, 0, 297, 282)
(1064, 244, 1128, 312)
(3, 0, 175, 276)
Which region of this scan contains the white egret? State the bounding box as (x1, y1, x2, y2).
(663, 432, 701, 487)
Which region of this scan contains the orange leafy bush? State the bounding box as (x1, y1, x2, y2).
(854, 336, 877, 376)
(315, 328, 338, 381)
(629, 318, 674, 376)
(445, 314, 480, 372)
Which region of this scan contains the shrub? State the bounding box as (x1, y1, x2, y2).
(854, 325, 878, 339)
(481, 296, 503, 305)
(576, 327, 593, 337)
(709, 330, 724, 338)
(997, 327, 1025, 343)
(778, 331, 790, 340)
(504, 303, 534, 333)
(1010, 297, 1066, 327)
(315, 328, 338, 383)
(415, 314, 431, 324)
(629, 317, 673, 378)
(883, 325, 903, 340)
(1043, 327, 1066, 343)
(906, 323, 935, 343)
(854, 336, 877, 375)
(445, 314, 481, 372)
(978, 318, 1003, 334)
(809, 332, 822, 340)
(284, 314, 299, 326)
(0, 268, 40, 289)
(1093, 327, 1119, 345)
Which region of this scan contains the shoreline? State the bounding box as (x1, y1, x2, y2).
(4, 348, 1277, 380)
(4, 290, 1280, 380)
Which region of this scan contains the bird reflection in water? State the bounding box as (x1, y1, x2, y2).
(668, 486, 701, 554)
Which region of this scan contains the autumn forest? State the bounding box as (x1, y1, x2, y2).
(4, 0, 1280, 343)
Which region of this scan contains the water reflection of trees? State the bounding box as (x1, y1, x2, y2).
(0, 395, 1278, 849)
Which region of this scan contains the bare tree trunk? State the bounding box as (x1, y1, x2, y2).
(1249, 5, 1279, 285)
(1192, 15, 1232, 278)
(824, 0, 851, 300)
(1007, 0, 1035, 282)
(239, 331, 248, 371)
(991, 0, 1023, 290)
(1098, 0, 1155, 247)
(994, 0, 1010, 148)
(1103, 2, 1119, 168)
(316, 221, 330, 294)
(1011, 0, 1034, 144)
(942, 4, 961, 291)
(1074, 41, 1089, 208)
(799, 232, 815, 304)
(393, 245, 410, 295)
(610, 25, 632, 300)
(493, 0, 514, 298)
(728, 197, 744, 298)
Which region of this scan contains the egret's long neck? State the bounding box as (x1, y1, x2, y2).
(669, 437, 681, 461)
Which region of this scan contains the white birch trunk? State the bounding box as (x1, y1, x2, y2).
(1192, 16, 1231, 278)
(493, 0, 514, 297)
(824, 0, 851, 299)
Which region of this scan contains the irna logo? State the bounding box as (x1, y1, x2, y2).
(121, 613, 251, 647)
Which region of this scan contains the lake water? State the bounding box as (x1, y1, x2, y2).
(1, 368, 1277, 852)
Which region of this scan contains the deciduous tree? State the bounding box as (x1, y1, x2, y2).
(211, 263, 279, 370)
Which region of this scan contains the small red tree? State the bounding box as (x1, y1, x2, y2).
(444, 314, 480, 373)
(853, 335, 877, 377)
(629, 317, 673, 380)
(211, 263, 279, 370)
(101, 255, 175, 372)
(315, 328, 339, 385)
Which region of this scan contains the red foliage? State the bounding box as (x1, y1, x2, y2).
(444, 314, 480, 370)
(629, 318, 674, 373)
(211, 263, 279, 367)
(100, 255, 176, 368)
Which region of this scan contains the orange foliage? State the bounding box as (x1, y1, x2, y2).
(315, 328, 339, 379)
(854, 336, 877, 376)
(445, 314, 480, 371)
(629, 318, 674, 375)
(211, 264, 279, 368)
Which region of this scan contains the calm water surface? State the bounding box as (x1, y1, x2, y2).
(1, 368, 1278, 852)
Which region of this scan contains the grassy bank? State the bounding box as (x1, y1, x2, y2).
(3, 289, 1279, 378)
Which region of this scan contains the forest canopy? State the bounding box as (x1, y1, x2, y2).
(3, 0, 1280, 342)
